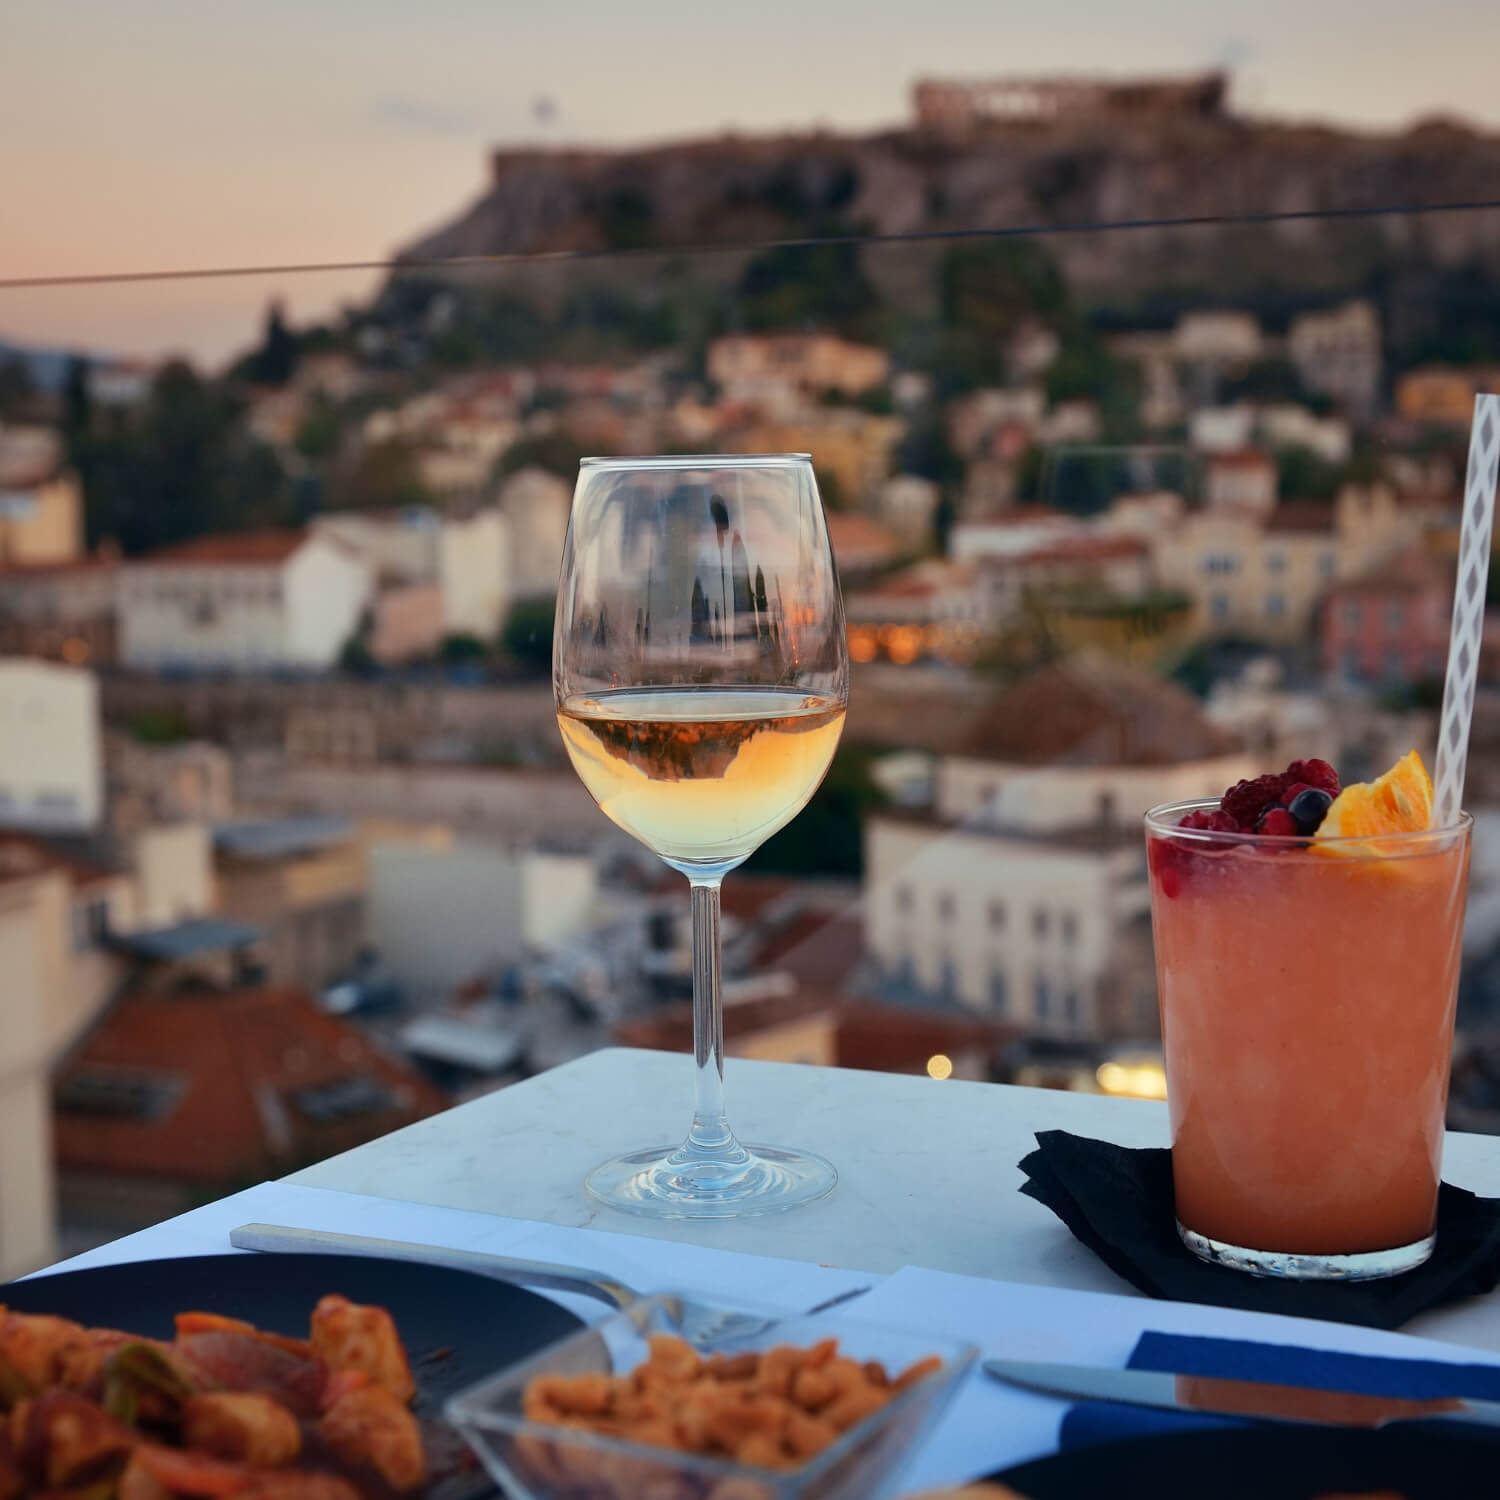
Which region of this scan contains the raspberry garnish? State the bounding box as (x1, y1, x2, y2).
(1256, 807, 1299, 836)
(1279, 781, 1312, 806)
(1284, 758, 1340, 797)
(1222, 774, 1286, 829)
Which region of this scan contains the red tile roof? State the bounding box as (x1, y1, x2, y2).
(826, 513, 903, 558)
(54, 988, 447, 1186)
(1328, 547, 1451, 599)
(1207, 448, 1275, 471)
(0, 835, 117, 891)
(1265, 503, 1336, 535)
(958, 652, 1241, 766)
(1016, 535, 1149, 566)
(136, 531, 308, 567)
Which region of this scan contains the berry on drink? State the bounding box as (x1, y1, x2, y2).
(1256, 808, 1299, 836)
(1222, 774, 1287, 830)
(1285, 759, 1340, 797)
(1287, 786, 1334, 834)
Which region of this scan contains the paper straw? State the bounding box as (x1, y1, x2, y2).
(1433, 393, 1500, 828)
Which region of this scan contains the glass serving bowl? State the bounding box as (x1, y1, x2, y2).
(445, 1292, 977, 1500)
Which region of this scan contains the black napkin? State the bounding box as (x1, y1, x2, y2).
(1019, 1130, 1500, 1330)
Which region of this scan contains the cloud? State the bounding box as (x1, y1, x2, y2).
(371, 95, 475, 135)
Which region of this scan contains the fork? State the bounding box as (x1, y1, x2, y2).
(229, 1222, 870, 1346)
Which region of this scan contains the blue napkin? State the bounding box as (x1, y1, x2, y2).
(1059, 1332, 1500, 1449)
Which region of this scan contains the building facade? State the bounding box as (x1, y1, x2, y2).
(1152, 484, 1418, 643)
(0, 426, 83, 566)
(120, 532, 373, 671)
(0, 660, 103, 833)
(863, 656, 1254, 1040)
(1321, 548, 1452, 686)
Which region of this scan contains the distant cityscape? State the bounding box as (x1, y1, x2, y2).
(3, 69, 1500, 1277)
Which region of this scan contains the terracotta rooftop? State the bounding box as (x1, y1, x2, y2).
(1014, 535, 1149, 566)
(54, 988, 447, 1186)
(957, 652, 1242, 767)
(135, 531, 309, 567)
(826, 513, 903, 558)
(1265, 503, 1337, 535)
(1330, 547, 1452, 599)
(1208, 448, 1275, 471)
(0, 835, 117, 891)
(0, 554, 119, 579)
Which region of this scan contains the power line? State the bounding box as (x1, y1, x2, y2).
(6, 196, 1500, 292)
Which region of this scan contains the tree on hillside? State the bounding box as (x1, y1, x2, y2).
(935, 240, 1070, 390)
(70, 360, 296, 553)
(733, 242, 882, 343)
(0, 356, 37, 420)
(238, 301, 299, 386)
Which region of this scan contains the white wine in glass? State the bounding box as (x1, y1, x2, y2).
(554, 455, 848, 1218)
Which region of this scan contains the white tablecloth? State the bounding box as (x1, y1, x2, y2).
(27, 1179, 1500, 1494)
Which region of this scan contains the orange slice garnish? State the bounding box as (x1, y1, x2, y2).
(1315, 750, 1434, 843)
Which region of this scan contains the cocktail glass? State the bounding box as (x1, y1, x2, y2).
(1146, 800, 1472, 1280)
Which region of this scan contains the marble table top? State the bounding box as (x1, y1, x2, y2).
(288, 1047, 1500, 1351)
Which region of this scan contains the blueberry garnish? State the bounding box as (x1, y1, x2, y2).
(1287, 786, 1334, 835)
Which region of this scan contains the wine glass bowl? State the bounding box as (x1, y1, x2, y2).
(554, 455, 848, 1218)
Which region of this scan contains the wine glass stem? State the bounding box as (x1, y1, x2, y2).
(687, 875, 734, 1154)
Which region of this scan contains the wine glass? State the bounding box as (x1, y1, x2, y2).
(553, 454, 848, 1218)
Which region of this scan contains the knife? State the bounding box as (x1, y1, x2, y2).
(982, 1357, 1500, 1431)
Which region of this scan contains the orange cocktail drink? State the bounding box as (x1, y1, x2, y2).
(1147, 768, 1471, 1279)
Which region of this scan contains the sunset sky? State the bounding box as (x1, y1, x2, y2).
(4, 0, 1499, 366)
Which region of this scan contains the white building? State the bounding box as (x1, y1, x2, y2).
(439, 509, 512, 638)
(497, 467, 572, 601)
(120, 531, 372, 672)
(949, 509, 1083, 564)
(1172, 311, 1263, 365)
(1203, 450, 1277, 515)
(314, 507, 513, 640)
(0, 660, 102, 832)
(365, 834, 597, 992)
(864, 655, 1255, 1040)
(1288, 300, 1382, 415)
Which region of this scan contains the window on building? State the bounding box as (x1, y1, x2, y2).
(1032, 907, 1049, 938)
(895, 885, 913, 915)
(1386, 649, 1406, 681)
(1061, 912, 1078, 945)
(1267, 552, 1286, 575)
(1343, 601, 1362, 629)
(289, 1074, 395, 1123)
(895, 950, 915, 985)
(1034, 975, 1050, 1020)
(1062, 987, 1080, 1025)
(1385, 603, 1405, 633)
(988, 968, 1008, 1014)
(1265, 592, 1285, 619)
(939, 956, 959, 999)
(937, 892, 955, 922)
(1342, 651, 1361, 681)
(1319, 552, 1336, 578)
(1097, 791, 1116, 825)
(1211, 593, 1230, 622)
(987, 900, 1006, 931)
(56, 1066, 184, 1122)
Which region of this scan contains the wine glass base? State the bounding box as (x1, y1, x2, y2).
(585, 1143, 837, 1220)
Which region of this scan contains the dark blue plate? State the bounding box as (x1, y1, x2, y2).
(4, 1251, 583, 1417)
